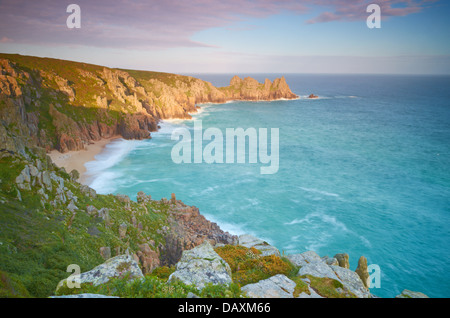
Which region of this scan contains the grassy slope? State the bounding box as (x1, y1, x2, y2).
(0, 151, 170, 297)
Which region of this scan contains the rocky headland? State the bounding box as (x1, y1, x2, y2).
(0, 54, 428, 298)
(0, 53, 298, 155)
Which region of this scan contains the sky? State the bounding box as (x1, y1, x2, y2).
(0, 0, 449, 74)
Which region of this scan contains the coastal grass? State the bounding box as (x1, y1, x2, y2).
(303, 275, 357, 298)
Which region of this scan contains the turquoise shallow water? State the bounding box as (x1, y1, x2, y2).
(85, 74, 450, 298)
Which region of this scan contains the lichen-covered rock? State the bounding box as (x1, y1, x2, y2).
(238, 234, 280, 257)
(395, 289, 429, 298)
(242, 274, 296, 298)
(55, 254, 143, 293)
(330, 265, 371, 298)
(168, 241, 232, 290)
(286, 251, 322, 267)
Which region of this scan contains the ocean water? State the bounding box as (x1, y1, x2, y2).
(84, 74, 450, 298)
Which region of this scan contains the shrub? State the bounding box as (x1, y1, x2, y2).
(215, 245, 298, 286)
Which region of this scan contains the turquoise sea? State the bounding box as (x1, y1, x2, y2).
(85, 74, 450, 298)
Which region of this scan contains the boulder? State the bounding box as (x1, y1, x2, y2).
(322, 256, 339, 266)
(15, 165, 31, 190)
(118, 223, 127, 238)
(168, 241, 232, 290)
(98, 208, 110, 223)
(396, 289, 429, 298)
(334, 253, 350, 269)
(330, 265, 370, 298)
(55, 254, 143, 292)
(41, 171, 52, 191)
(116, 194, 131, 209)
(69, 169, 80, 181)
(86, 205, 98, 216)
(67, 200, 78, 212)
(297, 289, 324, 298)
(99, 247, 111, 260)
(298, 261, 340, 281)
(286, 251, 322, 267)
(242, 274, 296, 298)
(80, 184, 96, 198)
(238, 234, 280, 257)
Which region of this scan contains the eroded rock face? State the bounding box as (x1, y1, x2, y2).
(136, 243, 160, 274)
(55, 254, 143, 292)
(161, 199, 237, 266)
(168, 241, 232, 290)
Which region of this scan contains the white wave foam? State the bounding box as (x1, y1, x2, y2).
(285, 211, 348, 233)
(87, 171, 123, 194)
(152, 120, 191, 138)
(299, 187, 339, 197)
(84, 138, 141, 191)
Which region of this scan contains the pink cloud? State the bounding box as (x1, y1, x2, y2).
(306, 0, 436, 24)
(0, 0, 310, 49)
(0, 36, 13, 43)
(0, 0, 438, 49)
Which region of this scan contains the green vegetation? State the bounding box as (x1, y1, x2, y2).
(54, 272, 244, 298)
(0, 150, 171, 297)
(303, 275, 356, 298)
(215, 245, 298, 286)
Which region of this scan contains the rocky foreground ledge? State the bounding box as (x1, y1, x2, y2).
(52, 234, 428, 299)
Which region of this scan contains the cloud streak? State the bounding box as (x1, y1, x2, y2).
(305, 0, 436, 24)
(0, 0, 437, 49)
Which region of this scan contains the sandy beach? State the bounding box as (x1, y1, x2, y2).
(48, 137, 119, 184)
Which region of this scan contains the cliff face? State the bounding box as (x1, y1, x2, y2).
(0, 54, 298, 153)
